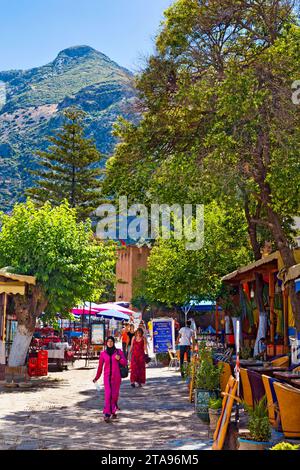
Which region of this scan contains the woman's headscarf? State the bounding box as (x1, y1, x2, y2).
(106, 336, 116, 356)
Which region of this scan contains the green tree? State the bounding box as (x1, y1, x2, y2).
(133, 203, 251, 307)
(0, 200, 116, 366)
(104, 0, 300, 327)
(26, 108, 103, 221)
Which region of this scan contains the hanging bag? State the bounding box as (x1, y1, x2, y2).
(117, 349, 128, 378)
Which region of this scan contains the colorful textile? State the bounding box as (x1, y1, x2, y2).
(94, 349, 127, 416)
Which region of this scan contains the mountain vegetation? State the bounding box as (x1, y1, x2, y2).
(0, 45, 135, 212)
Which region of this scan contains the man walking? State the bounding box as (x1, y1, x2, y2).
(177, 320, 194, 377)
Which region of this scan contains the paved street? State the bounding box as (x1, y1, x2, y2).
(0, 360, 211, 450)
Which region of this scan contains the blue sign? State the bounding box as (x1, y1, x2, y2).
(152, 319, 175, 353)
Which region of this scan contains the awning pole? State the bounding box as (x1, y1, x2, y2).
(283, 288, 289, 353)
(2, 293, 7, 342)
(269, 272, 275, 346)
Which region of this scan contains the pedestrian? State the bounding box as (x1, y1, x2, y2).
(127, 324, 135, 350)
(174, 317, 180, 341)
(129, 327, 148, 388)
(176, 320, 194, 377)
(93, 336, 127, 423)
(121, 323, 130, 358)
(147, 319, 153, 340)
(139, 320, 146, 333)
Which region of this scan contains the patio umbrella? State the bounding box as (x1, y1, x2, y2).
(90, 302, 136, 315)
(95, 309, 130, 321)
(71, 302, 132, 322)
(71, 305, 99, 315)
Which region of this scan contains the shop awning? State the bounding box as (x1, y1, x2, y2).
(0, 268, 36, 295)
(222, 249, 300, 284)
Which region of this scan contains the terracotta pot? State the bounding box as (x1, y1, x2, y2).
(238, 437, 272, 451)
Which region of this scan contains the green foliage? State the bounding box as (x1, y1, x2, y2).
(270, 442, 300, 451)
(0, 46, 135, 213)
(208, 397, 223, 410)
(181, 361, 192, 381)
(103, 1, 300, 294)
(0, 199, 116, 319)
(195, 344, 222, 391)
(156, 352, 170, 364)
(244, 396, 272, 442)
(132, 202, 251, 307)
(26, 108, 104, 221)
(240, 346, 252, 360)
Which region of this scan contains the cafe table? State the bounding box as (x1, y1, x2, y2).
(273, 370, 300, 382)
(239, 360, 264, 367)
(290, 379, 300, 389)
(247, 366, 288, 377)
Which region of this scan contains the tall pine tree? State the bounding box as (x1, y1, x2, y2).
(27, 108, 103, 220)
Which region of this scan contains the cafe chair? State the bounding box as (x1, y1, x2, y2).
(214, 348, 232, 363)
(271, 355, 289, 368)
(240, 368, 253, 409)
(273, 382, 300, 438)
(247, 369, 266, 405)
(261, 374, 281, 430)
(217, 361, 232, 393)
(168, 349, 180, 370)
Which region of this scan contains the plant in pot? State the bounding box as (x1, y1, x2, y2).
(194, 345, 222, 423)
(208, 397, 223, 432)
(181, 361, 192, 387)
(156, 352, 170, 367)
(239, 396, 272, 450)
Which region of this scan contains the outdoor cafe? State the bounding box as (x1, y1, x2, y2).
(215, 249, 300, 441)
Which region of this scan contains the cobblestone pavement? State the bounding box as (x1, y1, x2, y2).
(0, 360, 211, 450)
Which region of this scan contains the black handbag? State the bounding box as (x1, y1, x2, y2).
(119, 364, 129, 378)
(144, 353, 151, 364)
(117, 350, 128, 378)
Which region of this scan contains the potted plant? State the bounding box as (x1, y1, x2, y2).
(155, 352, 170, 367)
(270, 442, 300, 450)
(239, 396, 272, 450)
(181, 362, 192, 388)
(194, 345, 221, 422)
(208, 397, 223, 431)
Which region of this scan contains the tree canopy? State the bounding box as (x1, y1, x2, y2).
(133, 202, 251, 307)
(0, 200, 116, 320)
(103, 0, 300, 326)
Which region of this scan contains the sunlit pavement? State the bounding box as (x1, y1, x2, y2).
(0, 359, 211, 450)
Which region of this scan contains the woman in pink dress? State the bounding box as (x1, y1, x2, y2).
(129, 327, 148, 388)
(93, 336, 127, 422)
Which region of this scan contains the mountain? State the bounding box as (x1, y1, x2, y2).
(0, 45, 136, 212)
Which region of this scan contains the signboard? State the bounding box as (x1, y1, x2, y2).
(90, 323, 105, 345)
(152, 318, 175, 353)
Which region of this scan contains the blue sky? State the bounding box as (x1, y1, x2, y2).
(0, 0, 174, 72)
